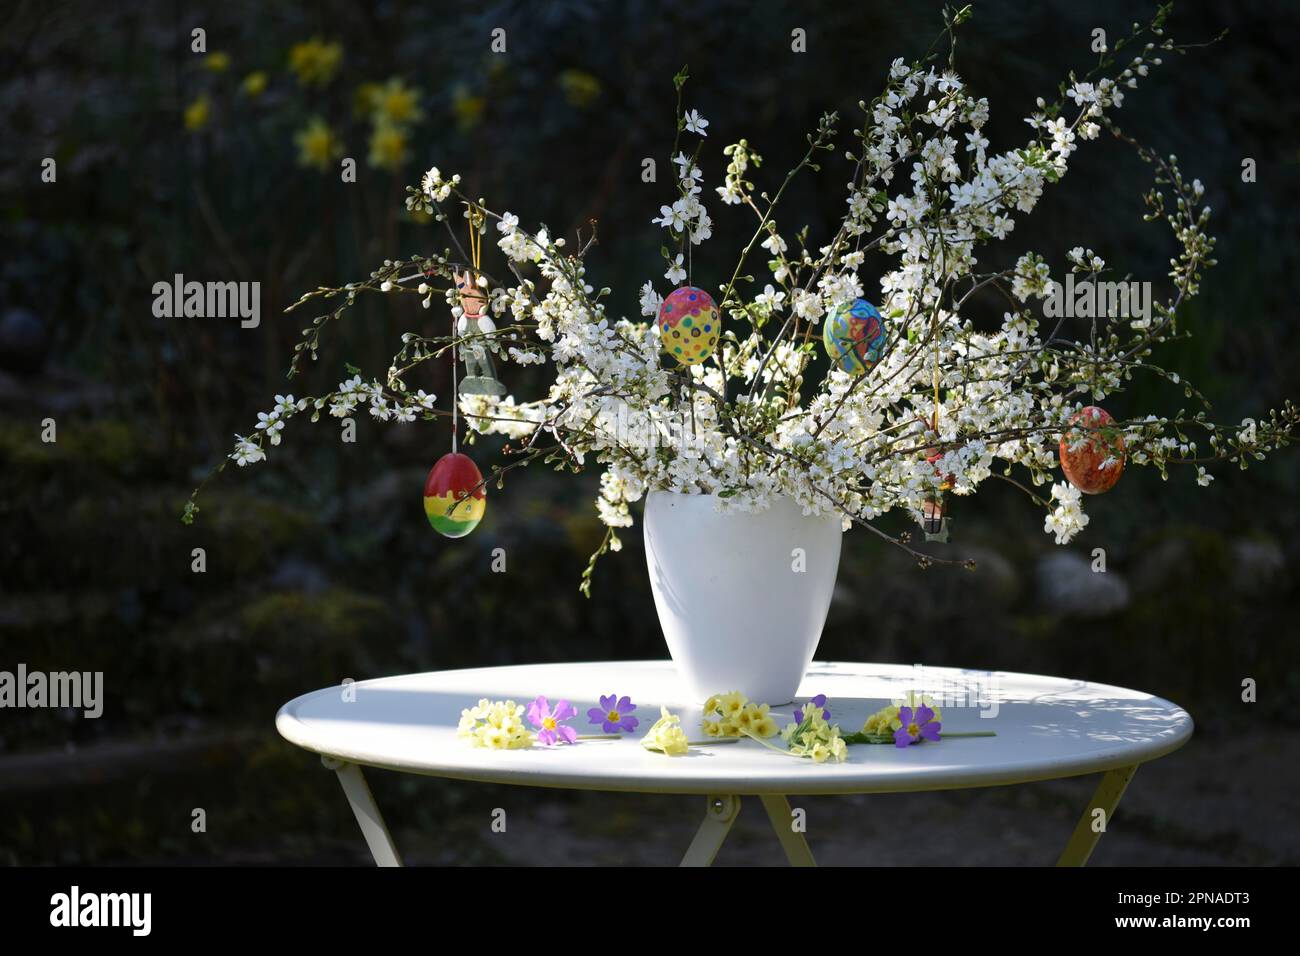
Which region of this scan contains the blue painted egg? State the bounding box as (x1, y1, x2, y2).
(822, 298, 887, 375)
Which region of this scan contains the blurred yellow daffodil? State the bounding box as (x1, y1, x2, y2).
(367, 122, 408, 171)
(558, 69, 601, 108)
(183, 96, 210, 132)
(452, 86, 485, 131)
(241, 71, 268, 98)
(295, 117, 343, 171)
(373, 77, 423, 125)
(288, 37, 342, 88)
(353, 82, 383, 117)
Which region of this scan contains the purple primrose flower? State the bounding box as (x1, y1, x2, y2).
(527, 695, 578, 746)
(587, 694, 639, 734)
(794, 693, 831, 723)
(893, 704, 941, 748)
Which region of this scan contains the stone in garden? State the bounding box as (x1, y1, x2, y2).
(0, 308, 51, 375)
(1036, 549, 1130, 617)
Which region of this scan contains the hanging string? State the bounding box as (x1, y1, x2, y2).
(932, 350, 941, 432)
(931, 306, 941, 434)
(929, 303, 943, 521)
(451, 334, 459, 456)
(470, 203, 482, 273)
(453, 203, 484, 457)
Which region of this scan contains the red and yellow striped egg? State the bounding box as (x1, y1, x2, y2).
(423, 452, 486, 538)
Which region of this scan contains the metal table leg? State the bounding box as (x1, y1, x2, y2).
(1056, 764, 1138, 867)
(680, 794, 740, 867)
(322, 756, 404, 867)
(758, 794, 817, 867)
(681, 794, 819, 867)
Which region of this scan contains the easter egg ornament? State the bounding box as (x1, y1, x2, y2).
(924, 446, 956, 492)
(922, 449, 954, 544)
(424, 452, 486, 538)
(659, 286, 720, 366)
(921, 494, 950, 543)
(420, 205, 498, 539)
(1059, 406, 1125, 494)
(823, 298, 887, 375)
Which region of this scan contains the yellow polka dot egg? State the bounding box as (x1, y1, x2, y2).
(659, 285, 720, 366)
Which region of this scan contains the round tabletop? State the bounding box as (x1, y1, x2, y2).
(275, 661, 1193, 796)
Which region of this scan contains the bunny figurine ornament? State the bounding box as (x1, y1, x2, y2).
(454, 269, 507, 397)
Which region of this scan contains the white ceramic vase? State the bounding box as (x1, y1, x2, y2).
(643, 490, 843, 705)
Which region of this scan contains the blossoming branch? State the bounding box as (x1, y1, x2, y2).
(185, 6, 1298, 591)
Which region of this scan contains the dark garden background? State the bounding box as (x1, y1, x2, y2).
(2, 0, 1298, 864)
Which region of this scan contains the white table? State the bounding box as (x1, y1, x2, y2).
(275, 660, 1193, 867)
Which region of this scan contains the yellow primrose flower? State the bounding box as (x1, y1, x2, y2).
(241, 71, 268, 97)
(368, 122, 408, 171)
(294, 117, 343, 171)
(704, 692, 777, 738)
(735, 702, 769, 734)
(203, 51, 231, 73)
(893, 691, 942, 725)
(659, 727, 689, 754)
(863, 704, 901, 735)
(460, 698, 533, 749)
(183, 95, 210, 132)
(488, 700, 520, 728)
(641, 706, 690, 755)
(716, 691, 746, 717)
(557, 68, 601, 108)
(803, 711, 831, 736)
(288, 36, 342, 88)
(784, 706, 848, 763)
(373, 77, 423, 125)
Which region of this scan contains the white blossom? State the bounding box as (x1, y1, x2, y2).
(683, 109, 709, 136)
